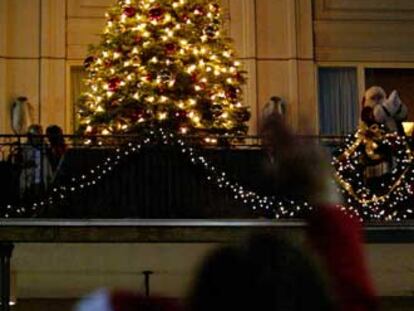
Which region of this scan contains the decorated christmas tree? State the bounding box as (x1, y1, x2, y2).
(77, 0, 250, 136)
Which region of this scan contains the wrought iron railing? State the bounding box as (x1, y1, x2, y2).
(0, 133, 346, 219)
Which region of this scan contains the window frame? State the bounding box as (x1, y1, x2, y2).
(316, 62, 414, 135)
(65, 61, 84, 134)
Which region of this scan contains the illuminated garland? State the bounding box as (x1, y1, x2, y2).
(333, 126, 414, 221)
(0, 129, 312, 219)
(4, 128, 414, 222)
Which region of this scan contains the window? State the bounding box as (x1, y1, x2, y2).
(318, 67, 358, 135)
(70, 66, 88, 132)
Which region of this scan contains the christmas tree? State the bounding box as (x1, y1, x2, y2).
(78, 0, 250, 136)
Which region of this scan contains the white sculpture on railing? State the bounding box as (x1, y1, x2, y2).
(11, 96, 34, 134)
(262, 96, 287, 120)
(361, 86, 407, 135)
(376, 89, 407, 135)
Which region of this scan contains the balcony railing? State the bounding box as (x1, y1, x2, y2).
(0, 133, 345, 219)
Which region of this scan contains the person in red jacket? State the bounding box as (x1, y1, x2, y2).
(261, 112, 379, 311)
(307, 205, 378, 311)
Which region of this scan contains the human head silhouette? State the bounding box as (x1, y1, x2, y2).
(188, 234, 335, 311)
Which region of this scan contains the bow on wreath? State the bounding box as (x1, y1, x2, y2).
(358, 123, 386, 160)
(339, 123, 385, 160)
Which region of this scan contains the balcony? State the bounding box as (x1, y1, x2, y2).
(0, 133, 413, 310)
(0, 132, 343, 220)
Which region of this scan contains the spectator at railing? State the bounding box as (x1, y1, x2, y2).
(0, 146, 20, 207)
(265, 113, 377, 311)
(46, 125, 67, 172)
(19, 124, 52, 201)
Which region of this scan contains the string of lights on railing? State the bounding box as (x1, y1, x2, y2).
(3, 128, 414, 222)
(0, 129, 313, 219)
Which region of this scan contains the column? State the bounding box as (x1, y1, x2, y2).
(40, 0, 66, 130)
(256, 0, 317, 134)
(0, 0, 40, 134)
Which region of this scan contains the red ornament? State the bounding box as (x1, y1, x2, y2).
(104, 59, 112, 68)
(176, 110, 188, 122)
(146, 73, 154, 82)
(123, 6, 136, 18)
(108, 77, 121, 92)
(235, 72, 243, 80)
(149, 7, 164, 20)
(226, 86, 238, 99)
(134, 35, 142, 44)
(165, 43, 177, 54)
(130, 107, 144, 122)
(191, 73, 199, 82)
(180, 14, 189, 22)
